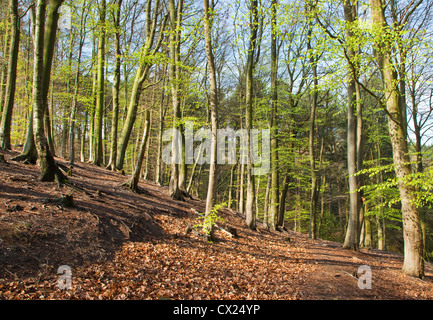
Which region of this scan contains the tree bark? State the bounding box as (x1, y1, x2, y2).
(116, 0, 162, 171)
(268, 0, 279, 230)
(203, 0, 218, 218)
(168, 0, 185, 200)
(94, 0, 106, 166)
(306, 3, 318, 240)
(123, 110, 150, 192)
(202, 0, 219, 241)
(370, 0, 424, 278)
(155, 66, 167, 185)
(245, 0, 259, 230)
(32, 0, 66, 184)
(106, 0, 122, 170)
(0, 0, 19, 150)
(69, 4, 88, 165)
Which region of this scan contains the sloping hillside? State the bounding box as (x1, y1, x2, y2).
(0, 149, 432, 300)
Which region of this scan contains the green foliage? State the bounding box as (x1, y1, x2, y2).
(358, 155, 433, 211)
(195, 202, 226, 239)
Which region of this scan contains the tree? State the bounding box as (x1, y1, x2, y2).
(203, 0, 218, 241)
(370, 0, 424, 278)
(106, 0, 123, 170)
(342, 0, 361, 251)
(123, 109, 151, 192)
(93, 0, 106, 166)
(306, 1, 319, 240)
(244, 0, 259, 230)
(69, 1, 90, 165)
(268, 0, 279, 230)
(167, 0, 185, 200)
(115, 0, 164, 171)
(32, 0, 66, 184)
(0, 0, 19, 150)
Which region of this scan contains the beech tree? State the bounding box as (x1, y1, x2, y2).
(203, 0, 219, 240)
(0, 0, 19, 150)
(244, 0, 259, 230)
(32, 0, 66, 183)
(115, 0, 164, 171)
(369, 0, 424, 278)
(167, 0, 185, 200)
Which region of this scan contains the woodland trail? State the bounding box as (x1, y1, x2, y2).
(0, 149, 432, 300)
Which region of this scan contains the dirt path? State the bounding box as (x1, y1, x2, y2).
(0, 149, 432, 300)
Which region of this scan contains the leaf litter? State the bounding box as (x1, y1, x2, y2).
(0, 149, 432, 300)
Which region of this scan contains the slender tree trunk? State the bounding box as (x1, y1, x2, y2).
(0, 0, 19, 150)
(268, 0, 279, 230)
(370, 0, 424, 278)
(106, 0, 122, 170)
(245, 0, 259, 230)
(343, 0, 360, 251)
(80, 110, 88, 162)
(277, 169, 290, 228)
(69, 7, 87, 165)
(0, 20, 10, 119)
(155, 67, 167, 185)
(237, 163, 242, 213)
(123, 110, 150, 192)
(10, 9, 35, 162)
(364, 200, 372, 247)
(116, 0, 162, 171)
(227, 162, 237, 210)
(203, 0, 218, 242)
(261, 173, 269, 229)
(88, 43, 97, 163)
(375, 141, 386, 250)
(94, 0, 106, 166)
(307, 5, 318, 240)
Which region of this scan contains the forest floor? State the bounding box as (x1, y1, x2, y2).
(0, 148, 432, 300)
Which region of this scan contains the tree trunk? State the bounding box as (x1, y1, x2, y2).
(116, 0, 162, 171)
(155, 66, 167, 185)
(0, 19, 10, 119)
(80, 110, 88, 162)
(370, 0, 424, 278)
(123, 110, 150, 192)
(168, 0, 185, 200)
(88, 43, 97, 163)
(202, 0, 219, 241)
(202, 1, 218, 200)
(106, 0, 122, 170)
(227, 162, 237, 210)
(69, 6, 87, 165)
(32, 0, 66, 184)
(263, 173, 271, 230)
(342, 0, 360, 251)
(364, 200, 372, 247)
(268, 0, 279, 231)
(245, 0, 259, 230)
(0, 0, 19, 150)
(307, 5, 318, 240)
(94, 0, 106, 166)
(277, 169, 290, 228)
(45, 82, 55, 155)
